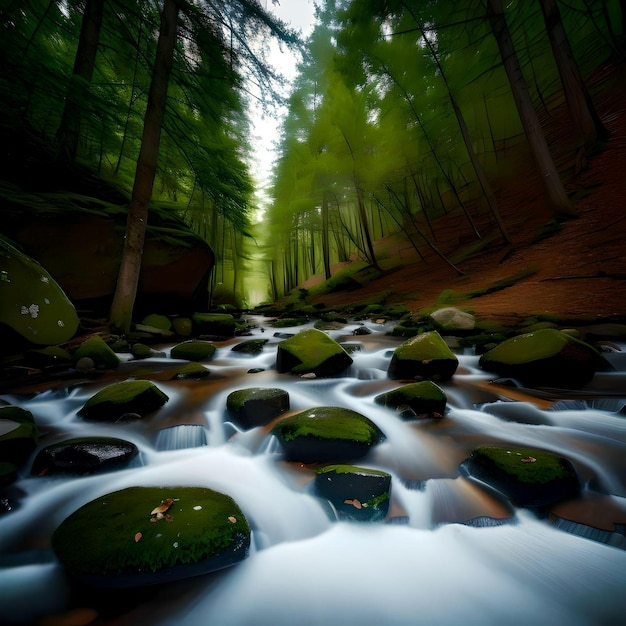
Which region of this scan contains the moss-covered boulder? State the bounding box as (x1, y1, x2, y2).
(231, 339, 269, 355)
(131, 343, 166, 360)
(374, 381, 447, 419)
(430, 307, 475, 333)
(388, 331, 458, 381)
(31, 437, 138, 476)
(51, 486, 250, 587)
(478, 328, 608, 389)
(0, 235, 79, 351)
(141, 314, 172, 332)
(172, 317, 193, 337)
(276, 329, 353, 377)
(173, 362, 211, 380)
(72, 335, 120, 369)
(272, 407, 384, 464)
(170, 340, 216, 361)
(226, 388, 290, 429)
(25, 345, 72, 368)
(460, 446, 580, 508)
(192, 313, 236, 338)
(314, 464, 391, 522)
(77, 380, 169, 422)
(0, 406, 39, 466)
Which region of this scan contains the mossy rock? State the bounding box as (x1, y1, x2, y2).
(0, 406, 39, 466)
(231, 339, 269, 355)
(478, 328, 608, 389)
(172, 317, 193, 337)
(141, 314, 172, 332)
(390, 324, 422, 338)
(72, 335, 120, 370)
(25, 345, 72, 367)
(51, 486, 250, 587)
(388, 331, 458, 381)
(226, 388, 290, 429)
(429, 307, 475, 333)
(0, 235, 79, 351)
(77, 380, 169, 422)
(270, 317, 309, 328)
(173, 362, 211, 380)
(31, 437, 138, 476)
(314, 464, 391, 522)
(272, 407, 384, 464)
(170, 340, 216, 361)
(276, 329, 353, 377)
(460, 446, 580, 508)
(374, 381, 447, 419)
(131, 343, 166, 359)
(191, 313, 236, 337)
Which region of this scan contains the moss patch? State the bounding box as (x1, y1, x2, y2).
(388, 331, 458, 381)
(226, 388, 290, 429)
(72, 335, 120, 369)
(375, 381, 447, 418)
(52, 486, 250, 585)
(170, 340, 216, 361)
(191, 313, 236, 337)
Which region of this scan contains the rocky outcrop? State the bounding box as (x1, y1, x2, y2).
(52, 486, 250, 587)
(388, 331, 458, 381)
(478, 328, 608, 388)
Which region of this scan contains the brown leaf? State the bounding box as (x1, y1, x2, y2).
(521, 457, 537, 463)
(352, 499, 362, 509)
(228, 516, 237, 523)
(134, 532, 142, 542)
(151, 498, 176, 516)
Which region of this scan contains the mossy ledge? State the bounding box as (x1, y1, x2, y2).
(52, 486, 251, 588)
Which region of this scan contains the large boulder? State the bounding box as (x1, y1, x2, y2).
(374, 381, 447, 419)
(170, 340, 216, 361)
(272, 407, 384, 464)
(52, 486, 250, 587)
(0, 235, 79, 352)
(276, 329, 353, 376)
(4, 209, 214, 316)
(72, 335, 120, 369)
(314, 464, 391, 522)
(192, 313, 237, 338)
(430, 307, 475, 332)
(478, 328, 608, 389)
(388, 331, 458, 381)
(460, 446, 580, 508)
(77, 380, 169, 422)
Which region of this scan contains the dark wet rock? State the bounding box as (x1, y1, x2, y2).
(141, 314, 172, 332)
(72, 335, 120, 370)
(271, 317, 309, 328)
(478, 328, 609, 389)
(375, 381, 447, 419)
(313, 464, 391, 522)
(173, 362, 211, 380)
(247, 368, 265, 374)
(273, 332, 294, 339)
(226, 388, 290, 429)
(388, 331, 458, 381)
(460, 445, 580, 508)
(272, 406, 384, 464)
(52, 486, 250, 588)
(340, 342, 362, 355)
(170, 340, 216, 361)
(0, 462, 17, 488)
(192, 313, 236, 338)
(276, 329, 353, 377)
(231, 339, 269, 355)
(0, 405, 39, 466)
(0, 234, 79, 353)
(77, 380, 169, 422)
(131, 343, 166, 359)
(353, 326, 371, 336)
(155, 425, 209, 451)
(75, 357, 95, 372)
(31, 437, 138, 476)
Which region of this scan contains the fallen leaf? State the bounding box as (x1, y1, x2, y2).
(352, 499, 362, 509)
(134, 532, 142, 542)
(521, 457, 537, 463)
(228, 516, 237, 523)
(151, 498, 176, 516)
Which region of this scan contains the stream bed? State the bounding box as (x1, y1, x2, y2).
(1, 316, 626, 625)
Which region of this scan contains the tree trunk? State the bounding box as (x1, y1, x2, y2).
(109, 0, 179, 334)
(56, 0, 104, 162)
(487, 0, 574, 217)
(539, 0, 610, 145)
(322, 191, 331, 279)
(355, 184, 381, 271)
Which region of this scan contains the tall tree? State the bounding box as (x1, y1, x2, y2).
(538, 0, 610, 147)
(109, 0, 179, 334)
(487, 0, 574, 216)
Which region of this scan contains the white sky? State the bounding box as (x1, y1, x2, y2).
(248, 0, 317, 210)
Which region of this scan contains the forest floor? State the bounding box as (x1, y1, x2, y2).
(303, 58, 626, 325)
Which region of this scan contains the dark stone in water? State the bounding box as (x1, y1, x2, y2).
(226, 388, 290, 429)
(460, 446, 580, 508)
(353, 326, 371, 335)
(374, 381, 447, 419)
(52, 486, 251, 588)
(272, 407, 384, 464)
(31, 437, 139, 476)
(313, 464, 391, 522)
(388, 331, 458, 381)
(231, 339, 269, 354)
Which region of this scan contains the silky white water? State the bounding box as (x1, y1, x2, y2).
(1, 316, 625, 625)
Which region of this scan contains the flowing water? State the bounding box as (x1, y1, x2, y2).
(1, 316, 626, 625)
